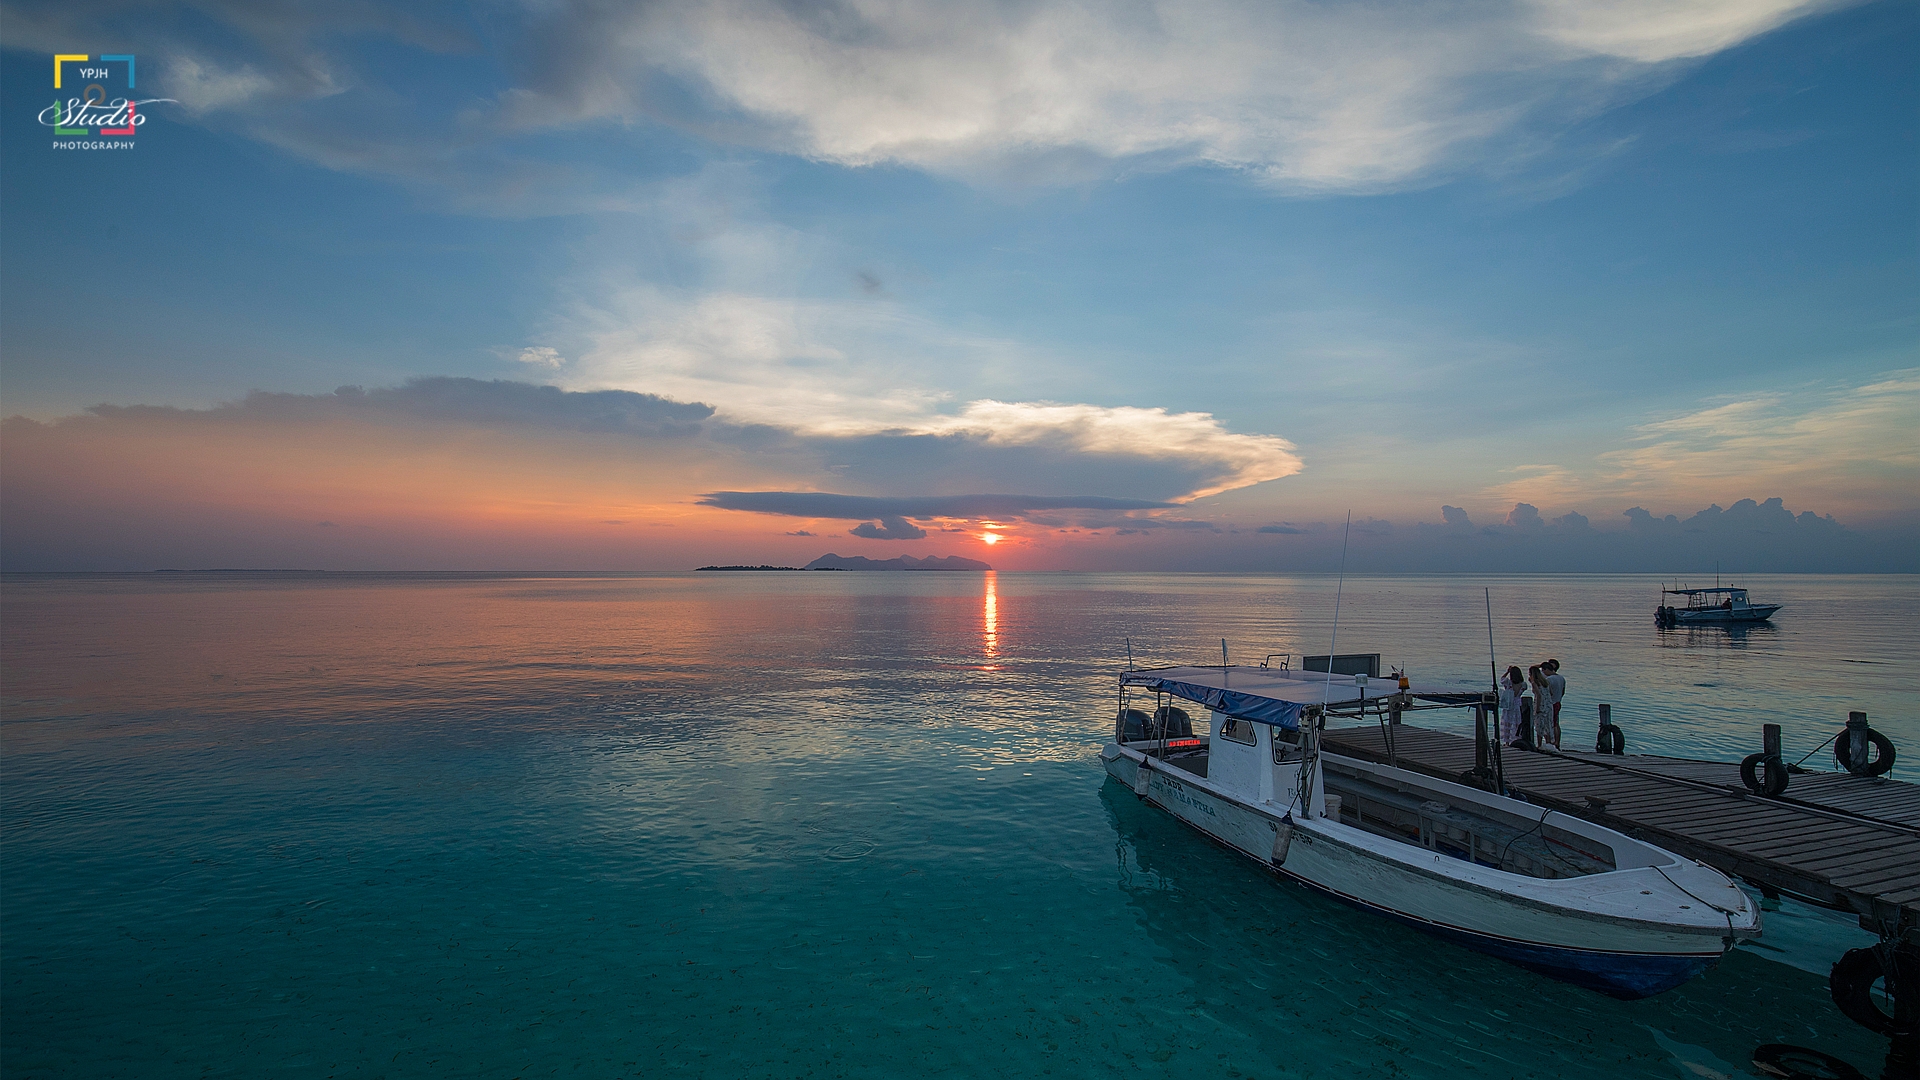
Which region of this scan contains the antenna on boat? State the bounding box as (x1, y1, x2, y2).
(1485, 587, 1506, 796)
(1301, 512, 1353, 818)
(1323, 512, 1352, 703)
(1125, 637, 1134, 671)
(1485, 587, 1498, 691)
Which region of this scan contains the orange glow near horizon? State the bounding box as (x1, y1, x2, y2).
(978, 531, 1002, 545)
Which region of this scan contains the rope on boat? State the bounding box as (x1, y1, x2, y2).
(1496, 809, 1551, 872)
(1653, 863, 1742, 941)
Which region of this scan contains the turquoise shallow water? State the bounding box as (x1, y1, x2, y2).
(2, 572, 1914, 1078)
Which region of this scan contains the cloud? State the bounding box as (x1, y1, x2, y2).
(1608, 371, 1920, 478)
(1505, 502, 1545, 529)
(8, 0, 1843, 205)
(849, 516, 927, 540)
(561, 283, 1301, 500)
(922, 401, 1300, 499)
(698, 491, 1171, 520)
(562, 287, 956, 433)
(1484, 464, 1582, 511)
(163, 55, 285, 113)
(192, 377, 716, 436)
(1592, 370, 1920, 520)
(1524, 0, 1844, 63)
(1077, 517, 1218, 532)
(1042, 498, 1911, 572)
(1441, 505, 1473, 528)
(1444, 371, 1920, 528)
(1256, 524, 1305, 534)
(516, 346, 566, 369)
(4, 1, 471, 112)
(483, 0, 1841, 192)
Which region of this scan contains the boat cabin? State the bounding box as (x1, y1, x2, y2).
(1669, 586, 1753, 612)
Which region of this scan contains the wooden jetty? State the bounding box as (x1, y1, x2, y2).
(1320, 723, 1920, 932)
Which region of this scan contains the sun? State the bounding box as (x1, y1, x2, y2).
(978, 531, 1002, 545)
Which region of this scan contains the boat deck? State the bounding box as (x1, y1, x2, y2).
(1320, 723, 1920, 927)
(1144, 746, 1614, 879)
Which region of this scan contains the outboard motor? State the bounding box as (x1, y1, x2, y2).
(1154, 705, 1194, 738)
(1116, 708, 1154, 743)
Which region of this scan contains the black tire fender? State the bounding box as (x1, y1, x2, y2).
(1830, 945, 1919, 1037)
(1741, 753, 1789, 796)
(1833, 729, 1896, 777)
(1750, 1043, 1865, 1080)
(1596, 725, 1625, 755)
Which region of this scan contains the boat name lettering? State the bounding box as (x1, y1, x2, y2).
(1150, 776, 1216, 816)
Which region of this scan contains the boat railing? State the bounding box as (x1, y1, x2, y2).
(1260, 653, 1290, 670)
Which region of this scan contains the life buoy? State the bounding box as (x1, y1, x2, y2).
(1741, 753, 1789, 796)
(1833, 729, 1896, 777)
(1830, 945, 1919, 1037)
(1750, 1043, 1866, 1080)
(1596, 725, 1625, 755)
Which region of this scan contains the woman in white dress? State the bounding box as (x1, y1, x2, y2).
(1498, 665, 1525, 745)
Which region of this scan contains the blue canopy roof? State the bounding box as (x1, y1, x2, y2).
(1120, 666, 1483, 730)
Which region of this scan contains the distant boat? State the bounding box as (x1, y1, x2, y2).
(1655, 587, 1782, 627)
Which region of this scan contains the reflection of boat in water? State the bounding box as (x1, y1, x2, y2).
(1655, 587, 1782, 627)
(1101, 663, 1760, 999)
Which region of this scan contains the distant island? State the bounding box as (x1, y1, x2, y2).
(695, 564, 842, 571)
(697, 554, 992, 571)
(803, 553, 992, 571)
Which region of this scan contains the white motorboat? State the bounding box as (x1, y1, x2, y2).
(1101, 663, 1760, 998)
(1655, 586, 1782, 627)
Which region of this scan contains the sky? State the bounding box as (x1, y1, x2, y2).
(0, 0, 1914, 572)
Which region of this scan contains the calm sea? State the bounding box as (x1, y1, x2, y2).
(3, 572, 1914, 1078)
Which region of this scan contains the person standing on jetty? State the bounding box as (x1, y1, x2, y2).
(1545, 659, 1566, 749)
(1530, 664, 1559, 750)
(1499, 666, 1526, 747)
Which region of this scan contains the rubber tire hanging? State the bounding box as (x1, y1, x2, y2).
(1749, 1043, 1866, 1080)
(1829, 944, 1919, 1038)
(1741, 753, 1789, 796)
(1596, 725, 1625, 755)
(1832, 728, 1896, 777)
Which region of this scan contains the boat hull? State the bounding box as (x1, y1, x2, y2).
(1304, 873, 1722, 998)
(1673, 605, 1780, 624)
(1103, 748, 1732, 999)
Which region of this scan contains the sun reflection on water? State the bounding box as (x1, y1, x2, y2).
(982, 570, 998, 664)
